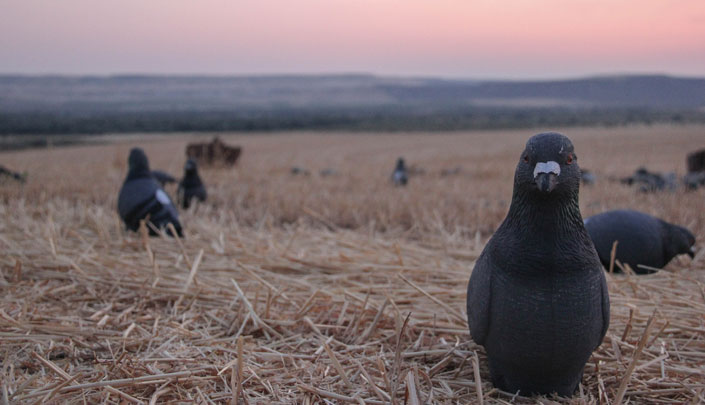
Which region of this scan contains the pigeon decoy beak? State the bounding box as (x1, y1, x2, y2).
(533, 161, 560, 193)
(535, 172, 558, 193)
(688, 247, 696, 259)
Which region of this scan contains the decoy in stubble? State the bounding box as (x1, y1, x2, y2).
(117, 148, 183, 237)
(584, 210, 695, 274)
(319, 168, 339, 177)
(290, 167, 311, 176)
(467, 132, 609, 397)
(684, 171, 705, 191)
(580, 168, 596, 185)
(0, 165, 26, 183)
(392, 157, 408, 186)
(621, 167, 677, 192)
(178, 158, 207, 209)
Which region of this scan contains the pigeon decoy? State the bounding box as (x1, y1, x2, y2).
(467, 132, 609, 396)
(178, 158, 207, 209)
(117, 148, 183, 237)
(584, 209, 695, 273)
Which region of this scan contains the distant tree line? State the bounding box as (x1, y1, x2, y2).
(1, 107, 704, 135)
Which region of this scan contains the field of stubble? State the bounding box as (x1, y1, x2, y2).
(1, 125, 705, 404)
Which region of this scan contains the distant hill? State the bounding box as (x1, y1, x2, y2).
(1, 74, 704, 134)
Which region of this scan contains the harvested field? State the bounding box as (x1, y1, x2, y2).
(1, 125, 705, 404)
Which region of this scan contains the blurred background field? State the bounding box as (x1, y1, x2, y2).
(2, 124, 703, 239)
(2, 124, 705, 403)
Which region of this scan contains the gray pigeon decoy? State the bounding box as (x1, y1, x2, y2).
(0, 165, 26, 183)
(178, 159, 207, 209)
(117, 148, 183, 237)
(392, 158, 408, 186)
(584, 209, 695, 274)
(467, 132, 609, 397)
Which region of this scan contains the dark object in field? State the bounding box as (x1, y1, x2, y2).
(186, 137, 242, 167)
(290, 167, 310, 176)
(685, 149, 705, 190)
(687, 149, 705, 173)
(580, 168, 596, 185)
(392, 158, 408, 186)
(440, 167, 462, 177)
(178, 159, 207, 209)
(319, 168, 338, 177)
(0, 165, 26, 183)
(151, 170, 177, 186)
(467, 132, 609, 397)
(684, 171, 705, 190)
(620, 167, 677, 192)
(117, 148, 183, 237)
(584, 209, 695, 274)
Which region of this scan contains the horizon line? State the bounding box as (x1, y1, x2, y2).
(1, 71, 705, 82)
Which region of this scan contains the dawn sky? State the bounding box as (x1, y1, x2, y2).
(1, 0, 704, 79)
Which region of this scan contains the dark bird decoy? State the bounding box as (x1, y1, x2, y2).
(621, 167, 677, 192)
(0, 165, 26, 183)
(584, 209, 695, 274)
(319, 168, 339, 177)
(392, 158, 408, 186)
(178, 158, 207, 209)
(117, 148, 183, 237)
(290, 167, 311, 176)
(580, 168, 596, 185)
(467, 132, 609, 397)
(151, 170, 177, 186)
(684, 171, 705, 190)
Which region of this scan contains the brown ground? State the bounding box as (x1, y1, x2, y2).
(1, 125, 704, 403)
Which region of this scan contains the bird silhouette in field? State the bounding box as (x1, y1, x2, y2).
(466, 132, 609, 397)
(117, 148, 183, 237)
(584, 209, 695, 274)
(392, 157, 408, 186)
(178, 158, 207, 209)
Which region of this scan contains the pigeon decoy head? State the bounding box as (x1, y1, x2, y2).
(128, 148, 150, 173)
(666, 224, 696, 260)
(515, 132, 581, 198)
(184, 158, 198, 175)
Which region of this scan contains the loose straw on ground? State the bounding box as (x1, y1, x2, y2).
(2, 189, 705, 403)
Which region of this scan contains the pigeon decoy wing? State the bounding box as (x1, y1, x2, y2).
(467, 250, 493, 346)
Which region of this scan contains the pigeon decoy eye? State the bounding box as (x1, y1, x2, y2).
(523, 155, 529, 163)
(566, 154, 574, 165)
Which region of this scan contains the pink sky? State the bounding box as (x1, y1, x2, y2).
(1, 0, 704, 78)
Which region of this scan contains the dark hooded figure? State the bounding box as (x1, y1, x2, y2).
(392, 157, 408, 186)
(584, 210, 695, 274)
(178, 158, 207, 209)
(117, 148, 183, 237)
(467, 132, 609, 397)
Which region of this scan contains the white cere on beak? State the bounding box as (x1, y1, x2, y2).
(533, 161, 561, 178)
